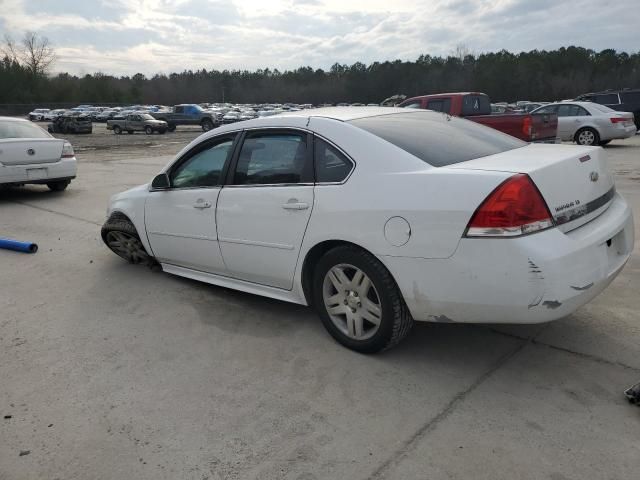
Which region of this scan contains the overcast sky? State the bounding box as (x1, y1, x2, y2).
(1, 0, 638, 76)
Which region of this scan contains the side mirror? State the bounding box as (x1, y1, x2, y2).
(151, 173, 170, 190)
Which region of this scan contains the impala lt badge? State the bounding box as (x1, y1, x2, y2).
(27, 148, 35, 156)
(590, 171, 599, 182)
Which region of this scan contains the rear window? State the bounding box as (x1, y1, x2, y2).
(589, 103, 616, 114)
(0, 120, 51, 139)
(350, 112, 526, 167)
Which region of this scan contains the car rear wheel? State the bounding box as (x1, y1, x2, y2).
(167, 124, 176, 132)
(145, 126, 153, 135)
(113, 125, 122, 134)
(101, 217, 153, 265)
(575, 127, 599, 146)
(312, 245, 413, 353)
(47, 180, 70, 192)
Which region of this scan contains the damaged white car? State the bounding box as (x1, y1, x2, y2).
(102, 108, 634, 352)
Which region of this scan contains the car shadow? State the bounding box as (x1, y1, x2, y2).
(0, 185, 68, 201)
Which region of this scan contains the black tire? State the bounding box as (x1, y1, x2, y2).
(127, 130, 134, 135)
(159, 129, 167, 134)
(47, 180, 70, 192)
(312, 245, 413, 353)
(113, 125, 122, 135)
(575, 127, 600, 146)
(599, 140, 611, 146)
(167, 123, 176, 132)
(201, 118, 214, 131)
(101, 215, 154, 265)
(145, 126, 153, 135)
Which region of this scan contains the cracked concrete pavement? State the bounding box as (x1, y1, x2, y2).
(1, 127, 639, 479)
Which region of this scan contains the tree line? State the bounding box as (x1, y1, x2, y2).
(1, 35, 639, 110)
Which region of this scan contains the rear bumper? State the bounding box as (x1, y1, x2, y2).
(0, 157, 78, 185)
(382, 193, 634, 324)
(602, 124, 637, 140)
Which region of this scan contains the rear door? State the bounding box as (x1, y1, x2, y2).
(216, 129, 314, 289)
(556, 104, 590, 140)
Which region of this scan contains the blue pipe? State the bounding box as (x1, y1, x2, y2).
(0, 238, 38, 253)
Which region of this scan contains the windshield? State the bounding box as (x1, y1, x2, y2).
(0, 120, 51, 139)
(140, 114, 155, 120)
(349, 111, 526, 167)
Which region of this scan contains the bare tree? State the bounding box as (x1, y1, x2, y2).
(2, 32, 55, 75)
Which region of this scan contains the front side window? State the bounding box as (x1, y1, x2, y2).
(171, 137, 234, 188)
(534, 105, 557, 114)
(314, 137, 354, 183)
(402, 101, 422, 109)
(234, 132, 308, 185)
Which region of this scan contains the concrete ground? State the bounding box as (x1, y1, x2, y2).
(1, 126, 639, 480)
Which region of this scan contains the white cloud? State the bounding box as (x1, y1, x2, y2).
(0, 0, 638, 76)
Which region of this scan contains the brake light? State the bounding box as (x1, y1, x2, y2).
(61, 141, 75, 158)
(610, 117, 627, 124)
(465, 174, 554, 237)
(522, 116, 532, 138)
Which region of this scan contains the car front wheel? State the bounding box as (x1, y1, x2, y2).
(312, 245, 413, 353)
(145, 126, 153, 135)
(101, 216, 154, 265)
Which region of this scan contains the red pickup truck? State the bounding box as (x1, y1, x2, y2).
(399, 92, 558, 142)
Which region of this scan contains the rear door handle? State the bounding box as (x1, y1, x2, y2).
(193, 200, 212, 209)
(282, 202, 309, 210)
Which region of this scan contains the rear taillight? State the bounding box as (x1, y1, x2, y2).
(61, 141, 74, 158)
(465, 174, 554, 238)
(610, 117, 627, 124)
(522, 116, 532, 138)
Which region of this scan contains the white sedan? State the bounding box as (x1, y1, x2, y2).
(0, 117, 77, 191)
(103, 108, 634, 352)
(532, 101, 637, 146)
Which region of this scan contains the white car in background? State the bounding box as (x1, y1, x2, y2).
(27, 108, 50, 121)
(532, 101, 636, 146)
(102, 108, 634, 353)
(0, 117, 77, 191)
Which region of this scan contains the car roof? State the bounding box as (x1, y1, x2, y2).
(274, 106, 410, 121)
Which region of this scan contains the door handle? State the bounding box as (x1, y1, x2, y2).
(193, 200, 212, 209)
(282, 201, 309, 210)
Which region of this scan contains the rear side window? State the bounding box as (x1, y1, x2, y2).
(592, 93, 619, 105)
(461, 95, 491, 116)
(557, 104, 590, 117)
(426, 98, 452, 113)
(350, 112, 526, 167)
(0, 121, 51, 139)
(314, 137, 354, 183)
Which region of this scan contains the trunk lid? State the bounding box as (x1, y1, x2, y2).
(450, 143, 615, 232)
(0, 138, 65, 166)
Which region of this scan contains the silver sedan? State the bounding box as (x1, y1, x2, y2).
(532, 101, 636, 146)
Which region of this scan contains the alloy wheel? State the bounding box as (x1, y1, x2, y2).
(322, 263, 382, 341)
(105, 231, 147, 263)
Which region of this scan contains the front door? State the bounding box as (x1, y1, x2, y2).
(145, 135, 236, 273)
(217, 130, 314, 289)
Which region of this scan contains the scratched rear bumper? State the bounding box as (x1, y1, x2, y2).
(381, 193, 634, 323)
